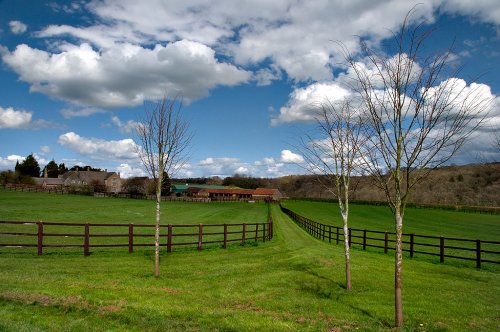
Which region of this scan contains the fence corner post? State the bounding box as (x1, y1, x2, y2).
(198, 223, 203, 251)
(410, 233, 414, 258)
(476, 239, 481, 269)
(84, 223, 90, 256)
(439, 236, 445, 263)
(223, 224, 228, 249)
(37, 222, 43, 256)
(167, 224, 172, 254)
(128, 223, 134, 253)
(384, 232, 388, 254)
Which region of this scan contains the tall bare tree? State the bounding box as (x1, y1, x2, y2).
(299, 98, 366, 290)
(136, 96, 191, 277)
(342, 12, 491, 327)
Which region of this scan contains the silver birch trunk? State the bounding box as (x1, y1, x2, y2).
(341, 209, 351, 290)
(154, 174, 162, 278)
(394, 206, 403, 327)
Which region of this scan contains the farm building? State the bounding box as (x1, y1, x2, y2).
(184, 186, 283, 201)
(57, 170, 122, 193)
(253, 188, 283, 201)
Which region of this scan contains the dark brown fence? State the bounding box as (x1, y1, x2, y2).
(280, 205, 500, 269)
(0, 219, 273, 256)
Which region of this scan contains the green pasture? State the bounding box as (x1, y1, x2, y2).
(282, 200, 500, 240)
(0, 190, 499, 331)
(0, 190, 268, 250)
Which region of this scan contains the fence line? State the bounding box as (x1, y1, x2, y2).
(0, 215, 273, 256)
(280, 205, 500, 269)
(3, 184, 275, 203)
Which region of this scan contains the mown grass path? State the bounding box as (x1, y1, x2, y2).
(0, 200, 499, 331)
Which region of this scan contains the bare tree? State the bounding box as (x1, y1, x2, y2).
(298, 98, 366, 290)
(342, 12, 491, 327)
(136, 96, 191, 277)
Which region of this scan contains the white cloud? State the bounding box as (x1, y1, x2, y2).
(441, 0, 500, 25)
(0, 155, 24, 169)
(272, 82, 352, 125)
(280, 150, 304, 163)
(9, 20, 27, 34)
(40, 146, 51, 154)
(58, 132, 139, 161)
(60, 107, 108, 119)
(111, 116, 141, 134)
(0, 106, 32, 128)
(189, 151, 303, 178)
(116, 163, 146, 178)
(2, 41, 251, 108)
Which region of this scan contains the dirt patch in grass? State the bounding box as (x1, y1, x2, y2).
(160, 287, 181, 294)
(0, 291, 53, 306)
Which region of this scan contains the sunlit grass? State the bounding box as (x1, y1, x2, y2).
(0, 191, 499, 331)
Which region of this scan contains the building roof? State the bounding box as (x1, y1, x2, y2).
(59, 171, 119, 184)
(33, 178, 64, 185)
(253, 188, 280, 195)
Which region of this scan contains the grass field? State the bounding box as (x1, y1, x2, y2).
(0, 190, 499, 331)
(282, 200, 500, 240)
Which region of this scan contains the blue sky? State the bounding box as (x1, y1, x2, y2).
(1, 0, 499, 178)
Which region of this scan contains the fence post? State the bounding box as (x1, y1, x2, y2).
(242, 223, 246, 245)
(167, 224, 172, 254)
(255, 224, 259, 242)
(384, 232, 388, 254)
(128, 223, 134, 253)
(84, 223, 90, 256)
(363, 230, 367, 250)
(328, 226, 332, 243)
(37, 222, 43, 256)
(348, 228, 352, 247)
(322, 224, 325, 241)
(476, 240, 481, 269)
(440, 236, 445, 263)
(263, 223, 266, 243)
(410, 233, 414, 258)
(336, 227, 339, 245)
(223, 224, 228, 249)
(198, 224, 203, 251)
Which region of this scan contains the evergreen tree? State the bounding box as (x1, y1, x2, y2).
(16, 154, 40, 177)
(44, 160, 59, 178)
(58, 163, 68, 175)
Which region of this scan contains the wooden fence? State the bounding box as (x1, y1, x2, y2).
(280, 205, 500, 269)
(0, 219, 273, 256)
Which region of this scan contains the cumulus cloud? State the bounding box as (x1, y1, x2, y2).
(116, 163, 146, 178)
(58, 132, 139, 161)
(9, 20, 27, 34)
(190, 150, 303, 178)
(111, 116, 141, 134)
(280, 150, 304, 163)
(0, 106, 32, 128)
(271, 82, 352, 125)
(441, 0, 500, 25)
(2, 41, 251, 108)
(0, 155, 24, 169)
(3, 1, 498, 108)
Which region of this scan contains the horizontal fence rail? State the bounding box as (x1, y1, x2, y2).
(0, 218, 273, 256)
(280, 205, 500, 269)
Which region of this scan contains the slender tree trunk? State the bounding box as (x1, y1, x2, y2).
(342, 210, 351, 290)
(154, 182, 161, 278)
(394, 207, 403, 327)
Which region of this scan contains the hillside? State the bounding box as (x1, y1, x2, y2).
(159, 163, 500, 207)
(218, 163, 500, 207)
